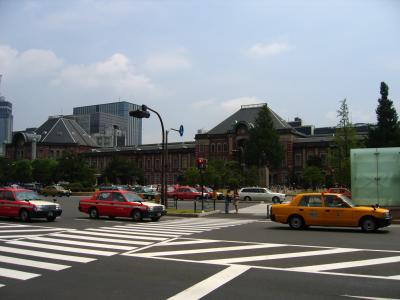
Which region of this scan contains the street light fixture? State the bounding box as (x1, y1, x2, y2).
(129, 105, 166, 206)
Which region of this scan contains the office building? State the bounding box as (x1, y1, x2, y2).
(73, 101, 142, 147)
(0, 76, 13, 156)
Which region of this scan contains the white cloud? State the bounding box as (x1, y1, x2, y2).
(246, 42, 291, 58)
(145, 53, 192, 72)
(192, 99, 215, 109)
(53, 53, 154, 95)
(0, 45, 63, 77)
(220, 97, 263, 112)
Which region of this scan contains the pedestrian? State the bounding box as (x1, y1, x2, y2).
(224, 189, 232, 214)
(233, 188, 239, 213)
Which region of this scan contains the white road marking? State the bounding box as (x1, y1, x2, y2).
(27, 236, 137, 251)
(388, 275, 400, 280)
(125, 223, 217, 230)
(107, 226, 194, 236)
(204, 248, 361, 264)
(0, 228, 65, 233)
(135, 243, 287, 258)
(343, 295, 400, 300)
(69, 229, 167, 241)
(0, 224, 28, 228)
(289, 256, 400, 272)
(157, 239, 222, 246)
(0, 267, 40, 280)
(167, 265, 250, 300)
(7, 240, 117, 256)
(49, 233, 152, 246)
(0, 284, 4, 288)
(0, 255, 70, 271)
(114, 225, 204, 233)
(0, 245, 95, 263)
(89, 228, 179, 238)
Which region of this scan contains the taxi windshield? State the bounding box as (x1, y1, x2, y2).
(123, 192, 144, 202)
(339, 195, 355, 207)
(15, 191, 41, 201)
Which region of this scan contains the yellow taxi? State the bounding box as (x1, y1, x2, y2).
(270, 192, 391, 232)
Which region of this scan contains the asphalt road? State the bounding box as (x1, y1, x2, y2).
(0, 196, 399, 299)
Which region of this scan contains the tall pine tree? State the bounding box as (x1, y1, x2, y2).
(244, 105, 283, 169)
(366, 82, 400, 147)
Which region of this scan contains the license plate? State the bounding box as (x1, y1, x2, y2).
(48, 211, 54, 217)
(157, 213, 161, 216)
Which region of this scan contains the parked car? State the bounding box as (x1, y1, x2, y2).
(40, 185, 72, 197)
(79, 190, 166, 221)
(326, 187, 352, 199)
(169, 186, 202, 200)
(195, 186, 213, 199)
(270, 192, 391, 232)
(21, 182, 41, 192)
(239, 187, 285, 203)
(133, 186, 160, 201)
(0, 187, 62, 221)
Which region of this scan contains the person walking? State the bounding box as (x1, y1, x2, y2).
(233, 188, 239, 213)
(224, 189, 232, 214)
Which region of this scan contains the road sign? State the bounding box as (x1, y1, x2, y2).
(179, 125, 184, 137)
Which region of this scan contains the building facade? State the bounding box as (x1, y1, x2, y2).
(73, 101, 142, 146)
(0, 96, 13, 157)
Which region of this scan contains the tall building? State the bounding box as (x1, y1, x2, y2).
(0, 75, 13, 156)
(72, 101, 142, 146)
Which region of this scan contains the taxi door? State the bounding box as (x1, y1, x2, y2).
(95, 192, 113, 216)
(298, 195, 328, 226)
(0, 191, 17, 217)
(111, 192, 130, 217)
(323, 195, 354, 226)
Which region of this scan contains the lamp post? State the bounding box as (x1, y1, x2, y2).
(129, 105, 166, 206)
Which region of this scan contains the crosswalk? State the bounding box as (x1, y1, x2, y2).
(125, 237, 400, 281)
(0, 218, 255, 289)
(0, 222, 70, 241)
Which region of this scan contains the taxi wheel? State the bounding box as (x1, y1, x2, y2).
(19, 209, 31, 222)
(288, 215, 305, 230)
(151, 217, 160, 222)
(361, 217, 377, 232)
(244, 196, 251, 201)
(89, 207, 99, 219)
(132, 209, 142, 222)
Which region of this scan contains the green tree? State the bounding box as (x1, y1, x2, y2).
(13, 160, 33, 183)
(366, 82, 400, 147)
(56, 151, 96, 186)
(244, 105, 283, 169)
(104, 155, 143, 185)
(182, 167, 200, 186)
(0, 158, 13, 184)
(32, 159, 59, 185)
(331, 99, 360, 187)
(302, 166, 324, 190)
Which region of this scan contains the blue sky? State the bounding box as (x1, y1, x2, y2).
(0, 0, 399, 143)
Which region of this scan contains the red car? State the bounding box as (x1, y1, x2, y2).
(79, 190, 166, 221)
(0, 187, 62, 221)
(169, 186, 202, 200)
(326, 187, 352, 199)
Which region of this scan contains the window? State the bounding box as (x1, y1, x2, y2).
(217, 143, 222, 153)
(97, 192, 111, 201)
(3, 191, 14, 201)
(325, 195, 348, 208)
(199, 144, 204, 152)
(299, 196, 322, 207)
(182, 157, 188, 168)
(155, 159, 160, 169)
(112, 192, 125, 202)
(223, 143, 228, 152)
(210, 143, 215, 153)
(295, 153, 302, 167)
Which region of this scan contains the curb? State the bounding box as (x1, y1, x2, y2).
(166, 210, 221, 218)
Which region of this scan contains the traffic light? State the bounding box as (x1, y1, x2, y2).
(196, 158, 207, 170)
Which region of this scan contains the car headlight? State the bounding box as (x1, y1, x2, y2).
(148, 206, 154, 211)
(384, 211, 391, 218)
(34, 205, 45, 211)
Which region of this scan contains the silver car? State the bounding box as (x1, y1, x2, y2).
(239, 187, 285, 203)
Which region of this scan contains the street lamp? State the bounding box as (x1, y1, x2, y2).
(129, 105, 166, 206)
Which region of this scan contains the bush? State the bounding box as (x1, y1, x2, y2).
(65, 182, 94, 192)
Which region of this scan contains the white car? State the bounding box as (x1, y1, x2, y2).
(239, 187, 285, 203)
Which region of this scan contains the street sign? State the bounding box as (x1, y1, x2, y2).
(179, 125, 184, 137)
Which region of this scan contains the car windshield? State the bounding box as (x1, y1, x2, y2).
(339, 195, 355, 207)
(123, 192, 144, 202)
(15, 191, 41, 201)
(189, 188, 198, 193)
